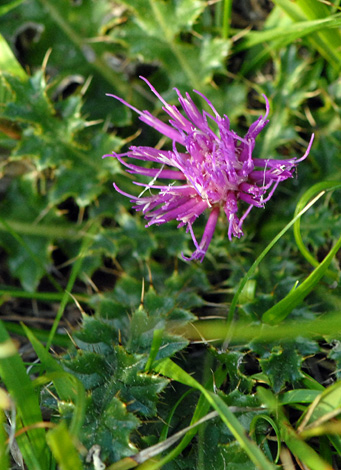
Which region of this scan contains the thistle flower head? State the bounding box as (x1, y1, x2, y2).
(104, 77, 314, 262)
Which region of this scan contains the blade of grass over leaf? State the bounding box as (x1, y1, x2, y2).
(139, 366, 229, 470)
(262, 234, 341, 324)
(281, 419, 334, 470)
(158, 389, 193, 442)
(154, 358, 276, 470)
(233, 15, 341, 53)
(250, 415, 281, 463)
(34, 372, 86, 438)
(293, 181, 341, 280)
(225, 190, 325, 327)
(272, 0, 341, 70)
(144, 328, 164, 372)
(1, 1, 341, 468)
(46, 222, 99, 349)
(46, 421, 83, 470)
(176, 312, 341, 344)
(0, 321, 49, 470)
(3, 322, 70, 348)
(145, 0, 203, 90)
(108, 411, 218, 469)
(118, 0, 208, 90)
(23, 325, 86, 436)
(0, 390, 9, 470)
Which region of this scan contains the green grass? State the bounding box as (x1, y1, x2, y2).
(0, 0, 340, 468)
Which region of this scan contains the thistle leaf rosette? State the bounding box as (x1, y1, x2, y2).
(104, 78, 314, 261)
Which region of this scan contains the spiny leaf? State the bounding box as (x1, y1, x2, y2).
(118, 0, 205, 38)
(0, 176, 61, 291)
(63, 343, 168, 462)
(250, 339, 316, 393)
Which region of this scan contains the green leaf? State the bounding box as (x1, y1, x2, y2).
(154, 358, 276, 470)
(293, 181, 341, 281)
(86, 396, 140, 461)
(120, 0, 205, 38)
(22, 325, 86, 438)
(328, 341, 341, 380)
(0, 0, 129, 97)
(0, 34, 26, 78)
(0, 0, 24, 16)
(0, 321, 49, 469)
(0, 176, 61, 291)
(3, 72, 55, 127)
(46, 422, 83, 470)
(258, 345, 303, 393)
(63, 349, 108, 390)
(262, 234, 341, 324)
(272, 0, 341, 70)
(114, 0, 228, 89)
(0, 395, 9, 470)
(113, 275, 144, 308)
(225, 187, 325, 326)
(63, 341, 168, 462)
(1, 72, 119, 208)
(219, 441, 258, 470)
(73, 314, 118, 353)
(234, 16, 341, 53)
(300, 381, 341, 432)
(128, 307, 189, 360)
(210, 349, 253, 392)
(279, 389, 321, 406)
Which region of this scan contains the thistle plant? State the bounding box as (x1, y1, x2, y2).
(1, 1, 341, 470)
(105, 77, 314, 261)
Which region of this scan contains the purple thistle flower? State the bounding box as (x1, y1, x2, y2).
(104, 77, 314, 262)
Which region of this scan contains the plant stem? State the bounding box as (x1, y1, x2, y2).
(222, 0, 233, 40)
(0, 219, 87, 239)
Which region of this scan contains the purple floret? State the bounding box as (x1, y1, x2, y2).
(104, 77, 314, 262)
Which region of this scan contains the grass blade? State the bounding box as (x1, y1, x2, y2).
(46, 222, 98, 349)
(262, 234, 341, 324)
(234, 15, 341, 53)
(0, 321, 49, 469)
(154, 358, 276, 470)
(226, 188, 324, 325)
(23, 325, 86, 437)
(293, 181, 341, 280)
(46, 422, 83, 470)
(0, 389, 10, 470)
(273, 0, 341, 70)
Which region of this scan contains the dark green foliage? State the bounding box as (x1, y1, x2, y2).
(1, 1, 341, 469)
(63, 319, 167, 462)
(59, 277, 205, 464)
